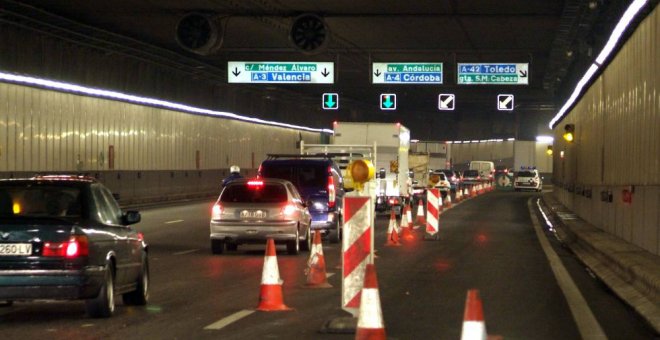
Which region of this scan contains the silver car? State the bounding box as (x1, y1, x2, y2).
(210, 178, 312, 255)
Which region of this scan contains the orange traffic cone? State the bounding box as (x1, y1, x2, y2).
(406, 204, 414, 231)
(304, 231, 332, 288)
(355, 264, 386, 340)
(464, 187, 470, 199)
(415, 199, 426, 226)
(471, 186, 477, 198)
(400, 205, 414, 240)
(256, 239, 292, 311)
(455, 189, 461, 202)
(460, 289, 495, 340)
(445, 194, 453, 209)
(385, 210, 401, 246)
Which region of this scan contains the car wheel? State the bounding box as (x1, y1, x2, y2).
(0, 301, 13, 307)
(300, 226, 311, 251)
(123, 253, 149, 306)
(329, 214, 342, 244)
(211, 239, 224, 254)
(86, 262, 115, 318)
(226, 243, 238, 251)
(287, 229, 300, 255)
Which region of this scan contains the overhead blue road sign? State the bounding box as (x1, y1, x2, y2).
(373, 63, 443, 84)
(458, 63, 529, 85)
(380, 94, 397, 110)
(322, 93, 339, 110)
(438, 94, 455, 110)
(497, 94, 514, 111)
(228, 61, 334, 84)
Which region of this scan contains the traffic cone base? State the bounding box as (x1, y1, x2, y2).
(304, 231, 332, 288)
(355, 264, 386, 340)
(461, 289, 486, 340)
(415, 200, 426, 226)
(257, 239, 292, 311)
(385, 211, 402, 246)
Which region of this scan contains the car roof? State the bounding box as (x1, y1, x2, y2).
(0, 175, 97, 184)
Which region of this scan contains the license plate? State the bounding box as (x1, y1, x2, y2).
(240, 210, 267, 219)
(0, 243, 33, 256)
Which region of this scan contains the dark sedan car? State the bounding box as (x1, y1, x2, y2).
(0, 175, 148, 318)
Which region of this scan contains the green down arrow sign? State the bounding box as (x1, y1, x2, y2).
(322, 93, 338, 110)
(380, 93, 396, 110)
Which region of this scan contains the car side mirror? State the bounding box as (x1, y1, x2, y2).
(123, 211, 141, 225)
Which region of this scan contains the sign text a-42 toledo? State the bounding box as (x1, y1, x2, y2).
(457, 63, 529, 85)
(228, 61, 334, 84)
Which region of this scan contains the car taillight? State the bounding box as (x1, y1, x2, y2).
(388, 197, 399, 205)
(212, 204, 223, 219)
(43, 235, 89, 258)
(327, 167, 336, 208)
(282, 204, 297, 217)
(247, 180, 264, 187)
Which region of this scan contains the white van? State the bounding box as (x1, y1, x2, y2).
(469, 161, 495, 181)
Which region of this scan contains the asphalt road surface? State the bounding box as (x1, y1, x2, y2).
(0, 191, 656, 339)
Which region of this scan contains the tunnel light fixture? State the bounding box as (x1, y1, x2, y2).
(0, 71, 334, 134)
(536, 136, 554, 143)
(507, 138, 515, 141)
(549, 0, 649, 129)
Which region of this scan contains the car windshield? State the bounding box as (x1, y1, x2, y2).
(0, 184, 82, 218)
(220, 183, 288, 203)
(261, 163, 326, 187)
(464, 170, 479, 177)
(518, 171, 536, 177)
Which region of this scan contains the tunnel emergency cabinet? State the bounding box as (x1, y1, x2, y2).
(331, 122, 410, 214)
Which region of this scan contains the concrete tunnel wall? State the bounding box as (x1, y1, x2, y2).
(552, 5, 659, 255)
(0, 81, 321, 205)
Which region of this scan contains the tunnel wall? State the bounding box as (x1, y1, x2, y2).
(0, 82, 321, 204)
(552, 6, 659, 255)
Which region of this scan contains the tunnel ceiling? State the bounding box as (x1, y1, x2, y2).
(2, 0, 638, 140)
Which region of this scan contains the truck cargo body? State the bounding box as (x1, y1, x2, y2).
(332, 122, 410, 214)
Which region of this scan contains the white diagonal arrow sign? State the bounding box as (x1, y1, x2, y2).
(438, 94, 455, 110)
(498, 94, 514, 110)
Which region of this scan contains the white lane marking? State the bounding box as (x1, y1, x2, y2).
(204, 309, 255, 330)
(528, 198, 606, 339)
(164, 219, 184, 224)
(173, 249, 199, 255)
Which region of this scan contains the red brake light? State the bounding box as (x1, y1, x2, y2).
(247, 180, 264, 187)
(44, 235, 88, 258)
(282, 204, 296, 217)
(212, 204, 223, 219)
(327, 167, 336, 208)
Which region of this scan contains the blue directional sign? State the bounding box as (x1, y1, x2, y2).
(373, 63, 443, 84)
(322, 93, 339, 110)
(457, 63, 529, 85)
(380, 94, 397, 110)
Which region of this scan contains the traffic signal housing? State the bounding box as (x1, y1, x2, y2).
(563, 124, 575, 143)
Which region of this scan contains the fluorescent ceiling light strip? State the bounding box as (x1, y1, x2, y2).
(0, 71, 333, 134)
(596, 0, 648, 65)
(549, 0, 648, 129)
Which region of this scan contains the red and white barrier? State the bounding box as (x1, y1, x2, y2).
(426, 188, 440, 239)
(342, 196, 373, 317)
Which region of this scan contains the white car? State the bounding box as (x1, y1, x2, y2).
(514, 169, 542, 192)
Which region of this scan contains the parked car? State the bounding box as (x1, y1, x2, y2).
(0, 175, 148, 318)
(210, 178, 312, 255)
(258, 155, 344, 243)
(462, 169, 483, 185)
(514, 169, 543, 192)
(435, 169, 462, 192)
